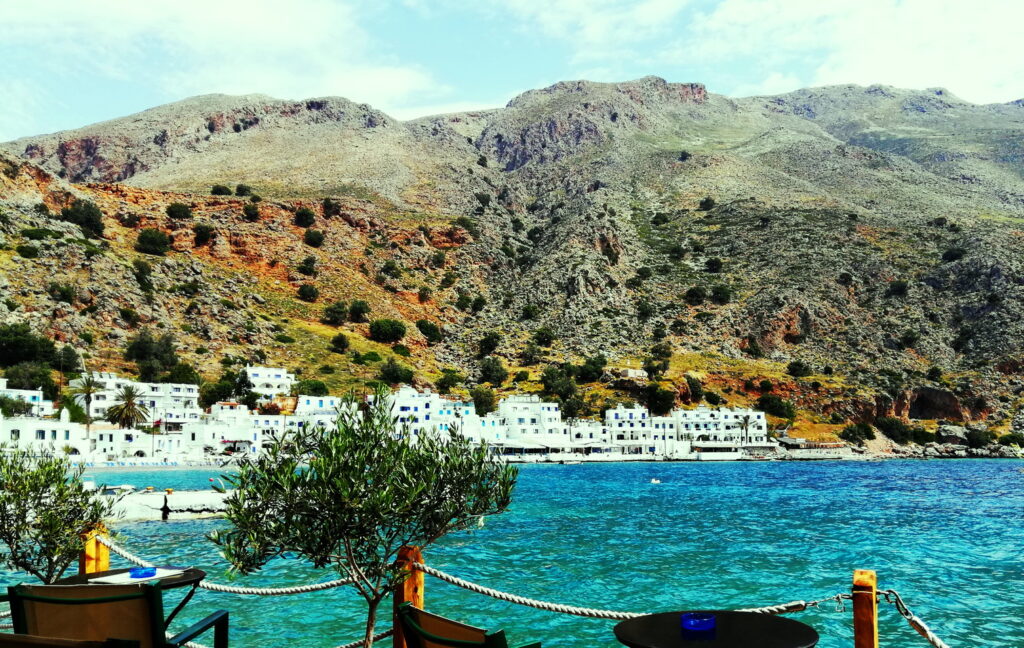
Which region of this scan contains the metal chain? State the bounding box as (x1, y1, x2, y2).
(880, 589, 952, 648)
(97, 535, 354, 595)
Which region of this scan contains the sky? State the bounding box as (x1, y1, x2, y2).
(2, 0, 1023, 141)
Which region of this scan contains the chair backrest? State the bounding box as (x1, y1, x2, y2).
(7, 584, 164, 648)
(0, 635, 139, 648)
(397, 603, 508, 648)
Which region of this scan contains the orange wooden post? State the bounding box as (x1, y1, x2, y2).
(79, 523, 110, 575)
(393, 546, 424, 648)
(852, 570, 879, 648)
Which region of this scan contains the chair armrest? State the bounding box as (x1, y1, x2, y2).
(167, 610, 229, 648)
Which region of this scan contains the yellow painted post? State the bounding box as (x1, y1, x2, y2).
(79, 523, 110, 575)
(852, 569, 879, 648)
(393, 545, 424, 648)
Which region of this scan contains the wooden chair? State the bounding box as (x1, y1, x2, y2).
(396, 602, 540, 648)
(0, 635, 138, 648)
(2, 583, 228, 648)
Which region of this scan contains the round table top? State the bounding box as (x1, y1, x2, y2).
(614, 610, 819, 648)
(55, 567, 206, 590)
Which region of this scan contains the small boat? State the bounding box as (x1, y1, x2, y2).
(559, 460, 582, 465)
(650, 478, 662, 484)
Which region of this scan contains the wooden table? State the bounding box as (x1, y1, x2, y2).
(614, 610, 819, 648)
(56, 568, 207, 628)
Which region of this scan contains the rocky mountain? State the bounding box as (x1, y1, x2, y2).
(5, 76, 1024, 433)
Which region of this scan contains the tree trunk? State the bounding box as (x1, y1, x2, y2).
(363, 596, 381, 648)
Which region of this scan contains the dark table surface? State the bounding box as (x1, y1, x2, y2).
(614, 610, 819, 648)
(55, 567, 206, 590)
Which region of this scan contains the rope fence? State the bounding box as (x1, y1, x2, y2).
(81, 537, 954, 648)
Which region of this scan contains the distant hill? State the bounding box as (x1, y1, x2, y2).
(4, 77, 1024, 432)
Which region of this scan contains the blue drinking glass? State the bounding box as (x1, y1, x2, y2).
(129, 567, 157, 579)
(680, 612, 716, 640)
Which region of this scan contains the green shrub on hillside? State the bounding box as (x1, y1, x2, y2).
(322, 301, 349, 325)
(755, 394, 796, 419)
(304, 229, 325, 247)
(348, 300, 370, 322)
(193, 223, 214, 246)
(297, 255, 318, 276)
(294, 208, 316, 228)
(369, 319, 406, 343)
(166, 203, 192, 220)
(297, 284, 319, 302)
(329, 333, 349, 353)
(242, 203, 260, 222)
(840, 423, 875, 445)
(59, 199, 104, 238)
(479, 356, 508, 385)
(378, 358, 413, 385)
(135, 229, 171, 256)
(16, 245, 39, 258)
(416, 320, 443, 344)
(211, 185, 232, 196)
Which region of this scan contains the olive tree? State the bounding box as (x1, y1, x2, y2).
(210, 389, 518, 648)
(0, 448, 115, 583)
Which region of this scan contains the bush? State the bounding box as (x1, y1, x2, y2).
(193, 223, 214, 246)
(755, 394, 796, 419)
(275, 334, 296, 344)
(838, 272, 853, 286)
(393, 344, 411, 357)
(166, 203, 192, 220)
(533, 327, 555, 347)
(59, 199, 104, 238)
(471, 386, 497, 415)
(436, 369, 464, 394)
(642, 383, 677, 416)
(378, 358, 414, 384)
(369, 319, 406, 343)
(684, 286, 707, 306)
(453, 217, 479, 238)
(329, 333, 349, 353)
(840, 423, 875, 445)
(17, 244, 41, 258)
(478, 331, 501, 357)
(998, 432, 1024, 446)
(787, 360, 813, 377)
(705, 257, 723, 273)
(5, 362, 58, 400)
(348, 300, 370, 322)
(471, 296, 487, 313)
(211, 185, 232, 196)
(942, 247, 966, 262)
(711, 284, 732, 304)
(875, 417, 934, 445)
(416, 320, 443, 344)
(705, 392, 723, 405)
(759, 379, 773, 392)
(304, 229, 325, 247)
(297, 284, 319, 302)
(47, 282, 76, 304)
(474, 192, 491, 207)
(637, 301, 656, 319)
(513, 370, 529, 383)
(0, 323, 57, 368)
(135, 228, 171, 255)
(20, 228, 60, 241)
(521, 304, 540, 320)
(292, 379, 329, 397)
(322, 301, 349, 325)
(698, 196, 716, 211)
(417, 287, 432, 303)
(685, 375, 703, 402)
(479, 356, 508, 385)
(235, 184, 252, 197)
(0, 449, 115, 582)
(243, 203, 260, 222)
(294, 208, 316, 228)
(965, 428, 995, 449)
(381, 260, 402, 278)
(297, 255, 318, 276)
(886, 280, 909, 297)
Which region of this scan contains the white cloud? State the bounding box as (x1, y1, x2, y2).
(500, 0, 691, 63)
(684, 0, 1024, 103)
(0, 0, 447, 134)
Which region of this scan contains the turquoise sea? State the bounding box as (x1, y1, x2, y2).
(5, 460, 1024, 647)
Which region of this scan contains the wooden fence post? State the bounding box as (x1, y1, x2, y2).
(79, 523, 110, 575)
(852, 569, 878, 648)
(393, 546, 424, 648)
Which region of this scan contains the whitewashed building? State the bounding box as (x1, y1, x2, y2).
(245, 366, 296, 398)
(0, 378, 54, 417)
(71, 372, 200, 426)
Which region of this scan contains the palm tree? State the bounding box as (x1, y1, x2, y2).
(105, 386, 150, 430)
(739, 414, 751, 447)
(69, 373, 103, 448)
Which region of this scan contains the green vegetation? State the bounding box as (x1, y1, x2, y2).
(135, 228, 172, 255)
(243, 203, 260, 221)
(436, 369, 464, 394)
(478, 331, 501, 357)
(478, 356, 508, 385)
(16, 244, 39, 258)
(369, 319, 406, 343)
(0, 449, 114, 582)
(297, 255, 318, 277)
(378, 358, 414, 384)
(533, 327, 555, 347)
(874, 417, 934, 445)
(471, 386, 497, 415)
(211, 185, 232, 196)
(105, 386, 151, 429)
(211, 389, 516, 648)
(642, 383, 676, 416)
(0, 323, 56, 368)
(787, 360, 812, 378)
(304, 229, 325, 247)
(193, 223, 214, 246)
(293, 379, 329, 397)
(4, 362, 57, 400)
(415, 320, 443, 344)
(348, 300, 371, 322)
(166, 203, 192, 220)
(755, 394, 796, 420)
(330, 333, 349, 353)
(322, 301, 349, 325)
(294, 208, 316, 228)
(840, 423, 875, 445)
(235, 184, 253, 197)
(297, 284, 320, 302)
(59, 199, 104, 238)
